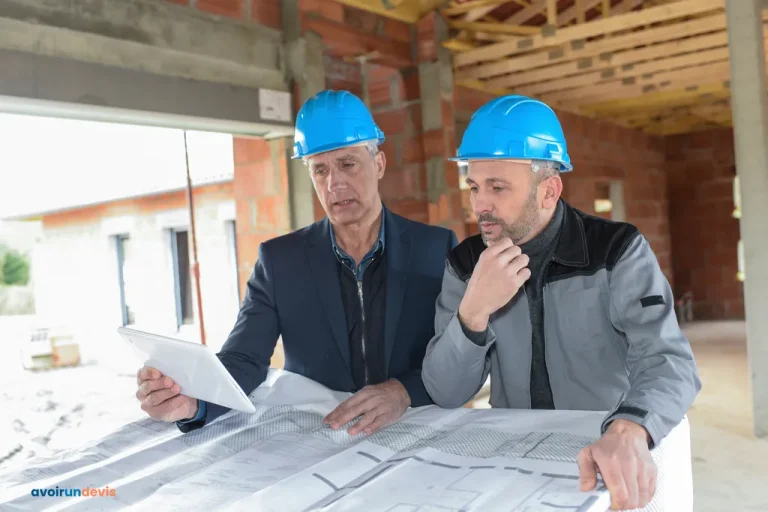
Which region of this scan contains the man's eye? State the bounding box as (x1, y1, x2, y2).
(469, 187, 478, 193)
(313, 169, 327, 176)
(342, 163, 354, 169)
(493, 186, 504, 192)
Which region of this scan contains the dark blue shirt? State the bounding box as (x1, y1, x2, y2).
(330, 208, 386, 280)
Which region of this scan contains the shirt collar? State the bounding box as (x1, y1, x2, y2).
(330, 205, 386, 261)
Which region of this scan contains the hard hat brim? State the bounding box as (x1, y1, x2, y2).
(449, 154, 573, 172)
(292, 137, 385, 160)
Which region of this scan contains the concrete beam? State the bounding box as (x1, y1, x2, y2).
(282, 0, 325, 230)
(0, 0, 286, 90)
(0, 49, 294, 137)
(725, 0, 768, 439)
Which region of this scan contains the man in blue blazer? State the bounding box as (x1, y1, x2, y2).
(135, 90, 458, 435)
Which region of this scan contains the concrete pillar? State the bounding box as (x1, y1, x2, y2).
(725, 0, 768, 439)
(281, 0, 325, 230)
(416, 13, 466, 239)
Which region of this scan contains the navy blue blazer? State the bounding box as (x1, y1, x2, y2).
(180, 207, 458, 431)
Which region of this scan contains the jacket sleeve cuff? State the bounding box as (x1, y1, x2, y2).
(176, 400, 207, 431)
(458, 314, 490, 347)
(601, 404, 661, 449)
(394, 371, 433, 408)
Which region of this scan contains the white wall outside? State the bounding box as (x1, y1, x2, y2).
(32, 196, 241, 368)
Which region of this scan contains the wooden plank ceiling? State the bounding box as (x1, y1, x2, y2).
(440, 0, 752, 135)
(338, 0, 761, 136)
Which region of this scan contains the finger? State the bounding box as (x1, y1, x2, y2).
(324, 390, 372, 425)
(136, 375, 174, 400)
(507, 253, 530, 273)
(144, 384, 181, 408)
(143, 393, 187, 421)
(326, 398, 376, 429)
(621, 457, 640, 510)
(516, 267, 532, 285)
(363, 413, 394, 435)
(597, 457, 628, 511)
(137, 366, 161, 385)
(495, 243, 522, 263)
(347, 410, 380, 436)
(484, 237, 513, 254)
(639, 463, 658, 507)
(577, 448, 598, 492)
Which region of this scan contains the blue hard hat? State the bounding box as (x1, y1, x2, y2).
(452, 95, 573, 172)
(292, 90, 385, 159)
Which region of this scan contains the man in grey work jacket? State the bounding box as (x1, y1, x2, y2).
(421, 95, 701, 511)
(135, 90, 458, 436)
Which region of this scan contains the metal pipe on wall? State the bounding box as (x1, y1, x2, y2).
(183, 131, 207, 346)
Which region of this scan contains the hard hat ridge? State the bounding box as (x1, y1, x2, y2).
(292, 90, 385, 159)
(452, 94, 573, 172)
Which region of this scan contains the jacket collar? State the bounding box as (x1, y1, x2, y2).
(329, 203, 387, 266)
(552, 199, 590, 268)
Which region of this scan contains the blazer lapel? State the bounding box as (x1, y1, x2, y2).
(384, 212, 412, 376)
(307, 219, 351, 372)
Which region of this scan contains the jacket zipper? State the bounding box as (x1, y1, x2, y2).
(356, 274, 369, 386)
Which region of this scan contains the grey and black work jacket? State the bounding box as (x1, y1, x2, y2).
(421, 201, 702, 447)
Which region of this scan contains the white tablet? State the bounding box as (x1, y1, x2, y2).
(118, 326, 256, 414)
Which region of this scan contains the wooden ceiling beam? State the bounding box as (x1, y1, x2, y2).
(447, 20, 541, 35)
(542, 60, 732, 105)
(454, 0, 723, 68)
(582, 82, 731, 116)
(330, 0, 451, 22)
(441, 0, 508, 17)
(506, 0, 548, 25)
(613, 0, 645, 15)
(463, 1, 503, 22)
(559, 0, 601, 25)
(485, 29, 733, 89)
(455, 12, 728, 82)
(512, 45, 734, 97)
(614, 96, 731, 123)
(332, 0, 421, 22)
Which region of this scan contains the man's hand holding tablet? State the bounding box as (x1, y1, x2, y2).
(135, 367, 199, 422)
(120, 327, 256, 426)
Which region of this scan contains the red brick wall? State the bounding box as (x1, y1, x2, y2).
(168, 0, 281, 28)
(41, 183, 234, 229)
(317, 10, 464, 236)
(665, 128, 743, 320)
(232, 137, 291, 300)
(454, 87, 674, 283)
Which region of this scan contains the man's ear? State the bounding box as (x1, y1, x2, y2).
(376, 151, 387, 179)
(542, 175, 563, 209)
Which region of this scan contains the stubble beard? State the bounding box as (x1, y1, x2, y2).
(479, 188, 540, 246)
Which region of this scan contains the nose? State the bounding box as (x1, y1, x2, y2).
(327, 167, 347, 191)
(472, 190, 493, 217)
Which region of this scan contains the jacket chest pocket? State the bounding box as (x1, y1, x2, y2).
(551, 287, 612, 352)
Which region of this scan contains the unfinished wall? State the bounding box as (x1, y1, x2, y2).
(232, 137, 292, 302)
(666, 128, 743, 320)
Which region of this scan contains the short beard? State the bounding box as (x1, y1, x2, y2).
(478, 186, 540, 246)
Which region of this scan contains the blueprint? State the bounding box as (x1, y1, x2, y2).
(0, 370, 692, 511)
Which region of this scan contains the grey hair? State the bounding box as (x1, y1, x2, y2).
(302, 140, 379, 166)
(364, 140, 380, 159)
(530, 159, 560, 183)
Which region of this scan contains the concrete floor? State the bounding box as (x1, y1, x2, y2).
(684, 320, 768, 511)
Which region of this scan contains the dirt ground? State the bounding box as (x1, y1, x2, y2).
(1, 316, 767, 510)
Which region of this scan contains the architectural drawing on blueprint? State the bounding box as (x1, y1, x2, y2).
(297, 447, 610, 512)
(1, 370, 689, 512)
